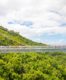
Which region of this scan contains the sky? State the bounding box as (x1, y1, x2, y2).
(0, 0, 66, 45)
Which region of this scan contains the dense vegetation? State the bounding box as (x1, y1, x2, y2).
(0, 26, 66, 80)
(0, 52, 66, 80)
(0, 26, 46, 46)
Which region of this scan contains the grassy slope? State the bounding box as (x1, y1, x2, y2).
(0, 29, 25, 46)
(0, 26, 47, 46)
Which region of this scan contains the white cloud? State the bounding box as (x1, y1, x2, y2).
(33, 38, 65, 45)
(59, 39, 64, 42)
(34, 38, 41, 42)
(0, 0, 66, 45)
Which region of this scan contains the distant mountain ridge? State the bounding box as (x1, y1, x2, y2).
(0, 26, 47, 46)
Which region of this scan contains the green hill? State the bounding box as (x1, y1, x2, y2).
(0, 26, 46, 46)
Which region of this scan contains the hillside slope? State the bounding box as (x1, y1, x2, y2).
(0, 26, 46, 46)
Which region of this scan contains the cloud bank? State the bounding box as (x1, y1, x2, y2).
(0, 0, 66, 45)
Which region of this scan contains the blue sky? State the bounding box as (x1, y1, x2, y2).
(0, 0, 66, 45)
(8, 21, 33, 26)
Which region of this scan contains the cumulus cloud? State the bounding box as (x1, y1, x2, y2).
(0, 0, 66, 45)
(34, 38, 65, 45)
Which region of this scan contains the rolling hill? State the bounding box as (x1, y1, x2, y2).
(0, 26, 47, 46)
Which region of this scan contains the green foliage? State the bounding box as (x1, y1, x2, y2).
(0, 52, 66, 80)
(0, 26, 46, 46)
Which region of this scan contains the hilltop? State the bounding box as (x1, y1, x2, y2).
(0, 26, 46, 46)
